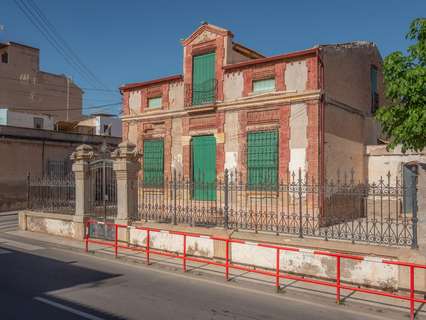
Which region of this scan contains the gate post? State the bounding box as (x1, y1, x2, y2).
(70, 144, 94, 239)
(111, 141, 140, 229)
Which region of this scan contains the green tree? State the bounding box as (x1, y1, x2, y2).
(376, 18, 426, 152)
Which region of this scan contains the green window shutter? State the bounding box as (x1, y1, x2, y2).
(247, 130, 278, 189)
(148, 97, 162, 108)
(143, 139, 164, 186)
(253, 78, 275, 93)
(192, 52, 215, 105)
(191, 135, 216, 200)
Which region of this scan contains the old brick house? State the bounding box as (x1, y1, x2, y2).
(120, 23, 384, 191)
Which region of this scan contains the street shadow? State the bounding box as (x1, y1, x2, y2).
(0, 245, 127, 319)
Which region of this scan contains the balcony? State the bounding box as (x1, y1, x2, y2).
(185, 79, 217, 108)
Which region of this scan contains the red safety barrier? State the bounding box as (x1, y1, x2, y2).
(84, 220, 425, 320)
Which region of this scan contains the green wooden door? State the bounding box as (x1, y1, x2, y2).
(247, 131, 278, 189)
(192, 135, 216, 200)
(192, 52, 215, 105)
(143, 139, 164, 186)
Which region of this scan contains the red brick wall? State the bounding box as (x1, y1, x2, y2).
(306, 101, 320, 180)
(279, 104, 290, 180)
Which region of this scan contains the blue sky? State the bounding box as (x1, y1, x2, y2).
(1, 0, 425, 115)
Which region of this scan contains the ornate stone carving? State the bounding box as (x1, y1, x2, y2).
(70, 144, 95, 162)
(111, 141, 141, 162)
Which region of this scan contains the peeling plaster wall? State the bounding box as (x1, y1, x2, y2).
(285, 60, 307, 92)
(223, 72, 243, 101)
(26, 216, 75, 238)
(231, 244, 398, 289)
(128, 227, 398, 289)
(171, 118, 183, 174)
(129, 227, 214, 258)
(169, 81, 184, 110)
(127, 122, 138, 146)
(224, 111, 239, 174)
(289, 103, 307, 173)
(129, 91, 141, 114)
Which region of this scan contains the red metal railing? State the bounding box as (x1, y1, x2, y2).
(85, 220, 426, 320)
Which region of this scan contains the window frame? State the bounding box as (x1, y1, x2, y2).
(246, 130, 279, 191)
(147, 96, 162, 109)
(143, 139, 164, 188)
(33, 117, 44, 129)
(252, 78, 276, 94)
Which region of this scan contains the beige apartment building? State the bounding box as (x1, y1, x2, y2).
(0, 41, 83, 121)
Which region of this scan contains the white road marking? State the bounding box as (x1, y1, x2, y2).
(34, 297, 105, 320)
(0, 237, 44, 251)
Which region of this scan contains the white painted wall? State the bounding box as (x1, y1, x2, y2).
(0, 108, 54, 130)
(95, 116, 122, 137)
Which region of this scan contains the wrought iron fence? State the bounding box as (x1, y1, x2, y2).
(136, 169, 417, 247)
(27, 173, 75, 214)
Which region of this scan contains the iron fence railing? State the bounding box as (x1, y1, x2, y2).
(136, 169, 417, 247)
(27, 173, 75, 214)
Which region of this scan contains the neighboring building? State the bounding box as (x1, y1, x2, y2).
(0, 41, 83, 121)
(120, 23, 384, 188)
(77, 113, 122, 137)
(0, 124, 120, 212)
(0, 108, 54, 130)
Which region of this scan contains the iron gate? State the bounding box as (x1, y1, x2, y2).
(88, 158, 117, 240)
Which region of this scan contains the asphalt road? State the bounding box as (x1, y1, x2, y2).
(0, 212, 418, 320)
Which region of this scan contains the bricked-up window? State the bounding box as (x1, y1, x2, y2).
(247, 130, 278, 190)
(370, 65, 379, 114)
(253, 78, 275, 94)
(143, 139, 164, 187)
(148, 96, 162, 109)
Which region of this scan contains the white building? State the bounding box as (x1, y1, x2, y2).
(77, 113, 122, 137)
(0, 108, 54, 130)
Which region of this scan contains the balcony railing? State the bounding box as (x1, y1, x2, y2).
(185, 79, 217, 107)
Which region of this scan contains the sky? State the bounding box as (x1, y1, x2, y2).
(0, 0, 425, 116)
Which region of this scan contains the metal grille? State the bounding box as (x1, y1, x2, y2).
(28, 173, 75, 214)
(88, 159, 117, 222)
(136, 169, 417, 247)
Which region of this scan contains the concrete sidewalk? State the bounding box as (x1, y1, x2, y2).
(6, 229, 426, 319)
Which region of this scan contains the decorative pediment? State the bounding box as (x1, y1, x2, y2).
(182, 23, 232, 46)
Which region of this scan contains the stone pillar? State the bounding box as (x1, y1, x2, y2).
(111, 141, 140, 226)
(70, 144, 94, 239)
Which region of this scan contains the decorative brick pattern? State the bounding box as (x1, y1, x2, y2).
(306, 101, 320, 180)
(242, 69, 253, 97)
(279, 105, 291, 180)
(216, 111, 225, 177)
(275, 62, 286, 91)
(122, 91, 129, 115)
(238, 110, 248, 181)
(306, 56, 319, 90)
(247, 110, 280, 125)
(164, 119, 172, 178)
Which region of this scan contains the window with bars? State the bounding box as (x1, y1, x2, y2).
(143, 139, 164, 186)
(252, 78, 275, 94)
(247, 130, 278, 189)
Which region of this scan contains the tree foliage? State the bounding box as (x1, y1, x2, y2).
(375, 18, 426, 152)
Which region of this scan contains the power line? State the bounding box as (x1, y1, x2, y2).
(25, 0, 111, 91)
(13, 0, 111, 91)
(11, 101, 122, 112)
